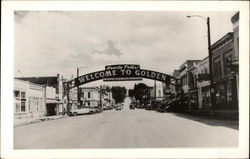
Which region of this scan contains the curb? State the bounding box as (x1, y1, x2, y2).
(14, 115, 68, 127)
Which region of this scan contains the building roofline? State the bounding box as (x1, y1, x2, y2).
(211, 32, 233, 51)
(231, 12, 239, 23)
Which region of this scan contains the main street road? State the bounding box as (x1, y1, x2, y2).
(14, 98, 238, 149)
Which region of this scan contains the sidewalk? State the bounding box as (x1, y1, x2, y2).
(14, 115, 68, 127)
(184, 109, 238, 120)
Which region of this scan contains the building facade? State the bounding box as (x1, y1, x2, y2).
(14, 79, 46, 120)
(211, 32, 238, 110)
(16, 74, 65, 115)
(150, 82, 164, 102)
(187, 64, 199, 109)
(80, 87, 100, 107)
(231, 12, 239, 100)
(197, 57, 211, 109)
(178, 60, 200, 108)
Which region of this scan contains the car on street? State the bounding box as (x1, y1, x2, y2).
(145, 103, 153, 110)
(130, 102, 135, 109)
(69, 107, 97, 116)
(165, 98, 183, 112)
(115, 103, 123, 111)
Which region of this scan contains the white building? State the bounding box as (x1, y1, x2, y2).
(14, 79, 46, 120)
(150, 81, 164, 101)
(80, 87, 100, 107)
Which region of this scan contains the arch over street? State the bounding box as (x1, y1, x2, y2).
(65, 64, 179, 89)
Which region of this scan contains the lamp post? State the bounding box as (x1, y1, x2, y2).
(77, 66, 88, 108)
(186, 15, 214, 110)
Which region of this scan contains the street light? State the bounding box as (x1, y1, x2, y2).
(77, 66, 88, 108)
(186, 15, 214, 110)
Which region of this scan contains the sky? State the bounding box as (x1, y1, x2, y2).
(14, 11, 236, 89)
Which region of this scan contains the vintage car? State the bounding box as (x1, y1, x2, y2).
(69, 107, 97, 116)
(130, 102, 135, 109)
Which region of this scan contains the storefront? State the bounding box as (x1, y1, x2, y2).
(201, 86, 211, 109)
(14, 79, 46, 120)
(188, 89, 198, 109)
(214, 77, 238, 109)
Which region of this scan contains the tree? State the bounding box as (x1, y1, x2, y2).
(133, 83, 149, 103)
(111, 86, 127, 104)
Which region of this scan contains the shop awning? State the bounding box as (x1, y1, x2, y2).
(46, 99, 62, 104)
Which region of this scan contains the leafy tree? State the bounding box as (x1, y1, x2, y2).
(133, 83, 149, 102)
(111, 86, 127, 104)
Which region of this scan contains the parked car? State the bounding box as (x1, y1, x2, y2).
(165, 98, 183, 112)
(115, 106, 122, 111)
(156, 101, 169, 113)
(69, 107, 95, 116)
(115, 104, 123, 111)
(104, 105, 113, 110)
(145, 103, 153, 110)
(130, 103, 135, 109)
(93, 106, 103, 113)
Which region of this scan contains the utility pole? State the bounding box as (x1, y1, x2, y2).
(100, 85, 102, 108)
(186, 15, 214, 112)
(154, 80, 157, 101)
(77, 68, 80, 108)
(207, 17, 215, 111)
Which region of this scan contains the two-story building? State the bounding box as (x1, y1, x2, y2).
(150, 82, 164, 102)
(197, 57, 211, 109)
(211, 32, 238, 110)
(178, 60, 200, 108)
(80, 87, 100, 107)
(187, 64, 199, 109)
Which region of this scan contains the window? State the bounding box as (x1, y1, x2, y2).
(21, 101, 26, 112)
(237, 37, 239, 54)
(224, 54, 232, 76)
(14, 91, 20, 99)
(214, 60, 222, 80)
(14, 90, 26, 113)
(21, 92, 26, 99)
(15, 102, 21, 112)
(227, 81, 232, 103)
(204, 68, 208, 74)
(158, 90, 161, 97)
(88, 92, 91, 98)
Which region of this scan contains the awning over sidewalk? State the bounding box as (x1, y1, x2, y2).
(46, 99, 62, 104)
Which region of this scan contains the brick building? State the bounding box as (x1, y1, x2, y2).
(211, 32, 238, 110)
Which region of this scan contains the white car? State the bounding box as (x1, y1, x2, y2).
(69, 107, 96, 116)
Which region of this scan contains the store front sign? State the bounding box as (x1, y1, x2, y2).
(198, 74, 210, 81)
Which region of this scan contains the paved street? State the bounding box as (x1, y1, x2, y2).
(14, 97, 238, 149)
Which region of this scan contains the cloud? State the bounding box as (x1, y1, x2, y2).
(92, 40, 122, 57)
(14, 11, 234, 79)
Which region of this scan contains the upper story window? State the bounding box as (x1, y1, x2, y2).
(14, 91, 20, 99)
(158, 90, 161, 97)
(88, 92, 91, 98)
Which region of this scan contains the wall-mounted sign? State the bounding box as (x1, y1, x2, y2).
(198, 74, 210, 81)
